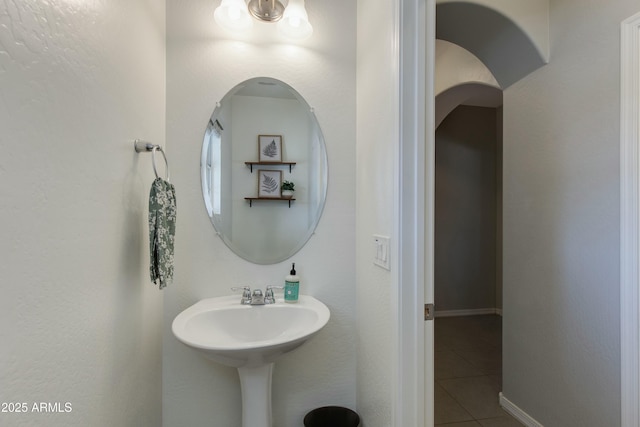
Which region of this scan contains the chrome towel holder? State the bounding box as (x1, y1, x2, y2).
(134, 139, 170, 182)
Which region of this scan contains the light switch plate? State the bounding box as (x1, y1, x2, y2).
(373, 235, 391, 270)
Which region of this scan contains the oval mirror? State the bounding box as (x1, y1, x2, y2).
(201, 77, 328, 264)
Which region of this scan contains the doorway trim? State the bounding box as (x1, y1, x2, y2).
(620, 11, 640, 427)
(396, 0, 434, 426)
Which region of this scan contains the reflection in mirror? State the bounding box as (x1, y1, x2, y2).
(202, 77, 328, 264)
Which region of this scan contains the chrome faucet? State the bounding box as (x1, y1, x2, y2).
(250, 289, 265, 305)
(231, 286, 283, 305)
(231, 286, 252, 305)
(264, 285, 283, 304)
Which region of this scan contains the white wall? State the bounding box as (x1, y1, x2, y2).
(435, 105, 498, 312)
(434, 40, 502, 128)
(355, 0, 397, 425)
(0, 1, 165, 426)
(163, 1, 357, 426)
(436, 0, 550, 64)
(436, 0, 549, 88)
(502, 0, 637, 425)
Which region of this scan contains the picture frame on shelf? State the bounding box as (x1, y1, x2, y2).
(258, 135, 283, 162)
(257, 169, 282, 198)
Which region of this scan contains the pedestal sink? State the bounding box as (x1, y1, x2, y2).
(172, 294, 330, 427)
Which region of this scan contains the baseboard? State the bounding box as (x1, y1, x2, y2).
(435, 308, 501, 317)
(499, 392, 544, 427)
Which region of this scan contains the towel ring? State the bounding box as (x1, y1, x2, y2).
(134, 139, 170, 182)
(151, 145, 170, 181)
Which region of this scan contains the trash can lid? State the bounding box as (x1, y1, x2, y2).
(304, 406, 360, 427)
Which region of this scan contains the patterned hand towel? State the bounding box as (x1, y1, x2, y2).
(149, 177, 176, 289)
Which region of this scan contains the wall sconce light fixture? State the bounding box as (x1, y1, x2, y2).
(214, 0, 313, 40)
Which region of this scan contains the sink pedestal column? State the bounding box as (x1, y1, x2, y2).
(237, 363, 274, 427)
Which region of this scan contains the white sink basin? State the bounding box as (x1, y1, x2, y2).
(172, 294, 330, 368)
(172, 294, 331, 427)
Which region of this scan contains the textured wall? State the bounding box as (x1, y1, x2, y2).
(435, 105, 498, 313)
(163, 1, 357, 426)
(502, 0, 637, 425)
(0, 1, 165, 426)
(355, 0, 396, 425)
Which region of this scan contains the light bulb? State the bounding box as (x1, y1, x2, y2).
(214, 0, 253, 32)
(278, 0, 313, 40)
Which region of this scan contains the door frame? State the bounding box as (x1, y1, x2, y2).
(620, 11, 640, 427)
(395, 0, 435, 426)
(396, 8, 640, 427)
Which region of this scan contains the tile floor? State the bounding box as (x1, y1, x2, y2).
(434, 315, 524, 427)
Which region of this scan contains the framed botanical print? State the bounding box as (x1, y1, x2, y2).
(257, 169, 282, 198)
(258, 135, 283, 162)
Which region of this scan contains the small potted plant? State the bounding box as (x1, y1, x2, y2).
(281, 180, 295, 199)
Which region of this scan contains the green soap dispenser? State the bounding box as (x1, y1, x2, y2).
(285, 263, 299, 303)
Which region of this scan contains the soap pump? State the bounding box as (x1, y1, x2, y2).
(284, 263, 299, 303)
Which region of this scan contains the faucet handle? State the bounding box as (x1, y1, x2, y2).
(265, 285, 284, 304)
(231, 286, 252, 304)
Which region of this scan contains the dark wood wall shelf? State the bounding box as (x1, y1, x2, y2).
(245, 162, 297, 173)
(244, 197, 296, 208)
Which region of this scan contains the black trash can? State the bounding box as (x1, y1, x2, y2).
(304, 406, 360, 427)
